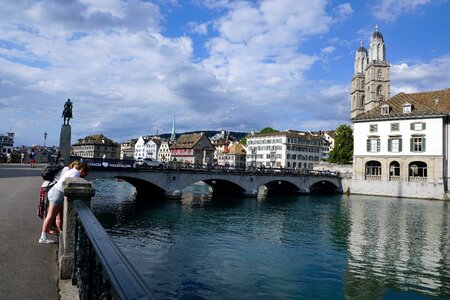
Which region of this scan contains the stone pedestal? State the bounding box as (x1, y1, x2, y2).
(60, 125, 71, 164)
(59, 177, 95, 280)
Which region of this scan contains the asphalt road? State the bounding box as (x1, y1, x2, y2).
(0, 164, 59, 299)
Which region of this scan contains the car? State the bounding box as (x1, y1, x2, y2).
(134, 158, 164, 169)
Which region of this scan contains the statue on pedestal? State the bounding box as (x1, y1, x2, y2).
(62, 99, 73, 125)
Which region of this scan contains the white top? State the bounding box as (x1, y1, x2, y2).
(53, 168, 81, 192)
(41, 166, 70, 188)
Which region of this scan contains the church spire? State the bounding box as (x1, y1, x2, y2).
(170, 115, 176, 142)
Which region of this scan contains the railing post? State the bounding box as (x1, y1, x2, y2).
(59, 177, 95, 279)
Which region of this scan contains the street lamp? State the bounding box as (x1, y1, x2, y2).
(44, 131, 47, 147)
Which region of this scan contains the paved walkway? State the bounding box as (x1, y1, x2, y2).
(0, 163, 60, 299)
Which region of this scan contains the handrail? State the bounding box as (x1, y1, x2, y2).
(73, 200, 156, 299)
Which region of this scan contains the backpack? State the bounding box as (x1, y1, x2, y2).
(41, 164, 64, 181)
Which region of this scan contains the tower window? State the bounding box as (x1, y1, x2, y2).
(377, 70, 383, 79)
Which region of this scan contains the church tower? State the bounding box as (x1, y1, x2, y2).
(350, 41, 368, 119)
(351, 25, 390, 118)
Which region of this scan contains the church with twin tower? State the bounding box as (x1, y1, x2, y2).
(350, 25, 390, 119)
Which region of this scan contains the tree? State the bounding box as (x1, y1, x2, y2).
(328, 124, 353, 164)
(240, 136, 247, 145)
(259, 127, 279, 133)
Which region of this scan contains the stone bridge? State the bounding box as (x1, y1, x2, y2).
(86, 168, 343, 199)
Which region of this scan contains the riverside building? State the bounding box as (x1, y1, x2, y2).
(245, 130, 322, 170)
(72, 134, 120, 159)
(350, 26, 450, 199)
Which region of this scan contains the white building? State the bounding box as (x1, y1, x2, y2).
(349, 25, 450, 199)
(158, 139, 171, 162)
(120, 138, 137, 160)
(134, 136, 151, 159)
(246, 130, 322, 169)
(0, 131, 14, 159)
(351, 89, 450, 199)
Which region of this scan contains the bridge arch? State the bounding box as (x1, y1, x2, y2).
(259, 179, 302, 195)
(307, 178, 341, 193)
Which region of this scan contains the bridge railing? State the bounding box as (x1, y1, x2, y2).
(78, 157, 341, 178)
(59, 177, 155, 300)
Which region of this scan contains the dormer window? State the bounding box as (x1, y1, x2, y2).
(403, 103, 412, 114)
(381, 105, 390, 115)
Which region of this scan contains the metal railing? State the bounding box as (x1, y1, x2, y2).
(73, 200, 156, 300)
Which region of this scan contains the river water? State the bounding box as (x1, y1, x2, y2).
(90, 179, 450, 299)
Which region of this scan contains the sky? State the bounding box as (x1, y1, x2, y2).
(1, 0, 450, 146)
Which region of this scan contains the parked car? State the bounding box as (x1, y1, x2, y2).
(134, 158, 164, 169)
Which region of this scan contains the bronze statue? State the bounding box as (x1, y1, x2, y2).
(62, 98, 73, 125)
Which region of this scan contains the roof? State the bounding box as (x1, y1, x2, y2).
(248, 130, 322, 140)
(352, 89, 450, 122)
(227, 143, 246, 155)
(171, 133, 213, 149)
(74, 134, 118, 146)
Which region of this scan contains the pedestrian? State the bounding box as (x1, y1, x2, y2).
(39, 162, 90, 244)
(6, 152, 12, 164)
(20, 152, 25, 164)
(38, 160, 81, 234)
(30, 151, 36, 168)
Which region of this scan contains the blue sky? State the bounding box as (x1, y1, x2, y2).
(1, 0, 450, 146)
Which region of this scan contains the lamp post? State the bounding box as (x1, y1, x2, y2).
(44, 131, 47, 147)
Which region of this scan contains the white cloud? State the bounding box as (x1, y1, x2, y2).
(373, 0, 431, 22)
(391, 55, 450, 93)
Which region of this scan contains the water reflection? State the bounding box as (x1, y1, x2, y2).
(91, 179, 450, 299)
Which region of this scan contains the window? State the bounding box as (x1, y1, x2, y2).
(370, 124, 378, 132)
(389, 161, 400, 177)
(391, 123, 399, 131)
(410, 136, 426, 152)
(381, 105, 389, 115)
(408, 161, 427, 181)
(377, 70, 383, 79)
(403, 103, 412, 113)
(410, 122, 426, 131)
(388, 137, 402, 152)
(367, 138, 380, 152)
(365, 161, 382, 177)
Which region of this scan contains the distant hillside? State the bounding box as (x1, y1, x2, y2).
(159, 130, 248, 141)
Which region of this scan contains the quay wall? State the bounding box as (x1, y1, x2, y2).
(350, 179, 447, 200)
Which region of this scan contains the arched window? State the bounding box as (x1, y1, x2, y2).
(409, 161, 427, 182)
(376, 85, 383, 96)
(360, 96, 365, 107)
(365, 160, 381, 179)
(389, 161, 400, 179)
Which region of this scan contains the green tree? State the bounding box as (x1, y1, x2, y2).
(259, 127, 279, 133)
(328, 124, 353, 164)
(240, 136, 247, 145)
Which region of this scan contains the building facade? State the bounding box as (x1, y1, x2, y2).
(72, 134, 120, 159)
(0, 131, 14, 159)
(170, 133, 215, 166)
(351, 89, 450, 199)
(245, 130, 322, 169)
(120, 138, 137, 160)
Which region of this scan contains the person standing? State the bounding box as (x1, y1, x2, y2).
(39, 162, 90, 244)
(30, 151, 36, 168)
(20, 152, 25, 164)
